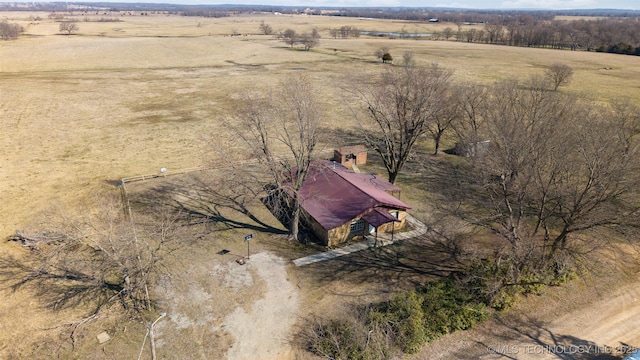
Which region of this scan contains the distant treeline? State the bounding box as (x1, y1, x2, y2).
(1, 2, 639, 55)
(452, 16, 640, 56)
(2, 3, 638, 18)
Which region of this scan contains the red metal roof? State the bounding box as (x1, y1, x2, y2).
(298, 160, 411, 230)
(362, 208, 399, 227)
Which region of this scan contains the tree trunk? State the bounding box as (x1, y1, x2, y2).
(289, 202, 300, 241)
(433, 137, 440, 156)
(388, 171, 398, 184)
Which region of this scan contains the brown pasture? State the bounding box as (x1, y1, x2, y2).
(1, 12, 639, 358)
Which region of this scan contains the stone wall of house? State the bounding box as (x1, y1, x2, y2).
(306, 210, 408, 247)
(377, 210, 407, 233)
(327, 222, 355, 247)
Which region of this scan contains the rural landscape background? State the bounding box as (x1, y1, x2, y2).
(1, 4, 639, 359)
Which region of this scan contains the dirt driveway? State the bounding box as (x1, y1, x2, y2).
(153, 251, 300, 360)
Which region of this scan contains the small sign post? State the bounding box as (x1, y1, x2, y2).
(244, 234, 253, 260)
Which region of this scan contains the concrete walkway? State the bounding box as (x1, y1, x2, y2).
(293, 214, 428, 266)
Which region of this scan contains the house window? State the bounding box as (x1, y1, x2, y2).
(350, 219, 365, 234)
(391, 211, 399, 219)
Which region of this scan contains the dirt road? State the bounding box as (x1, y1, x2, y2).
(418, 271, 640, 359)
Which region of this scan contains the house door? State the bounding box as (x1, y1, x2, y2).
(368, 224, 376, 235)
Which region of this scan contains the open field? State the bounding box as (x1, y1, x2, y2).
(1, 12, 640, 359)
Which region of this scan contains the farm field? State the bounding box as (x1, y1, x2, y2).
(1, 11, 640, 359)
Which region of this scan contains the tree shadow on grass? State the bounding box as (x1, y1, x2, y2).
(402, 150, 488, 207)
(318, 126, 365, 149)
(465, 315, 626, 360)
(301, 229, 469, 297)
(126, 171, 287, 236)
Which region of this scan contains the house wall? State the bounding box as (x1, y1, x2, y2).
(306, 215, 329, 245)
(306, 209, 409, 247)
(327, 222, 356, 247)
(301, 206, 367, 247)
(377, 210, 407, 233)
(354, 151, 367, 165)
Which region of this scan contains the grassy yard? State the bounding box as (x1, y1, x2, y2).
(1, 11, 639, 358)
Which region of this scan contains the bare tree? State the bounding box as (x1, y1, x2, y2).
(426, 81, 460, 155)
(0, 21, 24, 40)
(610, 99, 640, 154)
(545, 63, 573, 91)
(484, 18, 504, 44)
(453, 82, 487, 148)
(223, 74, 323, 241)
(59, 21, 78, 35)
(354, 63, 454, 183)
(443, 27, 454, 40)
(259, 20, 273, 35)
(282, 28, 297, 47)
(300, 28, 320, 51)
(1, 192, 186, 342)
(402, 51, 415, 67)
(455, 77, 640, 294)
(374, 46, 391, 63)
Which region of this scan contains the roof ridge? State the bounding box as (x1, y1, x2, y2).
(327, 162, 374, 201)
(327, 162, 403, 208)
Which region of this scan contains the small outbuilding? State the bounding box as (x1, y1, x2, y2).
(333, 145, 367, 168)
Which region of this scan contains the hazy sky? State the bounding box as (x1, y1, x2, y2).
(126, 0, 638, 9)
(239, 0, 640, 8)
(1, 0, 638, 9)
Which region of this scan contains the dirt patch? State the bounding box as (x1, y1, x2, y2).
(154, 251, 299, 359)
(223, 253, 299, 360)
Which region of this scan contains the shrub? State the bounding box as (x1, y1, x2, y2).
(0, 21, 24, 40)
(419, 279, 490, 337)
(368, 279, 489, 353)
(370, 291, 427, 353)
(304, 279, 489, 358)
(307, 318, 365, 359)
(462, 255, 581, 310)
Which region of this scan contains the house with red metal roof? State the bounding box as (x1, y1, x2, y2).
(297, 160, 411, 247)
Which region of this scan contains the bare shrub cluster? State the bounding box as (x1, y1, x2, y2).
(280, 27, 321, 50)
(0, 21, 24, 40)
(83, 16, 122, 22)
(0, 192, 190, 342)
(329, 25, 361, 39)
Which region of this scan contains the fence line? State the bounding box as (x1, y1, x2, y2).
(119, 149, 334, 185)
(120, 158, 262, 185)
(121, 166, 208, 184)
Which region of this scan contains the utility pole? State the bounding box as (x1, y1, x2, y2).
(244, 234, 253, 260)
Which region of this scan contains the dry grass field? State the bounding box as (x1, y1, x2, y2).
(1, 11, 640, 359)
